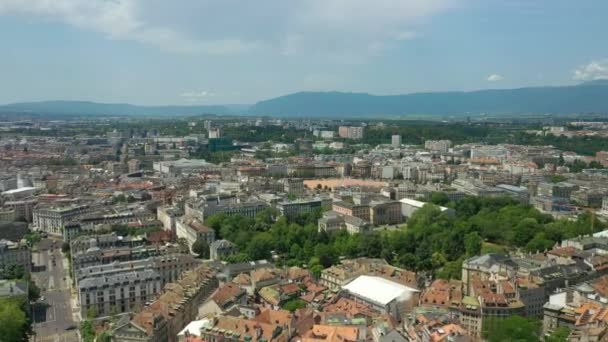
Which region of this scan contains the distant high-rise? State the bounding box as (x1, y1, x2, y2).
(208, 127, 222, 139)
(338, 126, 364, 140)
(128, 159, 141, 173)
(391, 135, 402, 147)
(16, 172, 32, 188)
(203, 120, 212, 131)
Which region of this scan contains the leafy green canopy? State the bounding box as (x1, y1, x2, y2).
(206, 196, 604, 277)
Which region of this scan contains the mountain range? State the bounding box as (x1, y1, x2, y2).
(1, 81, 608, 118)
(249, 80, 608, 116)
(0, 100, 234, 117)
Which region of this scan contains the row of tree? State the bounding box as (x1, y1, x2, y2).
(514, 132, 608, 156)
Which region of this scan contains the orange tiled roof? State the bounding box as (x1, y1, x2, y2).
(131, 265, 215, 336)
(547, 246, 577, 258)
(233, 273, 251, 286)
(254, 308, 294, 331)
(592, 276, 608, 298)
(421, 279, 463, 307)
(252, 268, 279, 283)
(286, 267, 311, 281)
(212, 283, 245, 307)
(213, 315, 288, 342)
(323, 297, 378, 319)
(574, 302, 608, 327)
(300, 324, 359, 342)
(500, 280, 515, 295)
(280, 283, 301, 296)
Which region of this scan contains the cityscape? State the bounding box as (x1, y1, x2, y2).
(2, 1, 608, 342)
(2, 117, 608, 342)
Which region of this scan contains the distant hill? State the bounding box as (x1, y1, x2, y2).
(0, 100, 241, 117)
(249, 82, 608, 117)
(3, 81, 608, 118)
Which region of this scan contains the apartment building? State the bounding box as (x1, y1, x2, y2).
(0, 239, 31, 277)
(112, 265, 219, 342)
(537, 181, 579, 200)
(332, 201, 370, 222)
(157, 206, 184, 235)
(78, 269, 162, 317)
(71, 242, 175, 276)
(320, 258, 417, 290)
(176, 217, 216, 251)
(33, 204, 89, 236)
(186, 199, 268, 221)
(281, 178, 305, 197)
(391, 135, 401, 147)
(75, 254, 198, 289)
(209, 239, 239, 261)
(369, 201, 402, 225)
(70, 233, 146, 256)
(424, 140, 452, 153)
(338, 126, 364, 140)
(318, 211, 345, 233)
(198, 315, 289, 342)
(278, 198, 323, 219)
(420, 279, 483, 339)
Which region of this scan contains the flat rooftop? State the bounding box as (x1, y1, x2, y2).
(343, 275, 418, 306)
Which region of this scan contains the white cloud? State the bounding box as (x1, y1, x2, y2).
(179, 91, 216, 98)
(487, 74, 504, 82)
(395, 31, 417, 41)
(0, 0, 260, 54)
(573, 59, 608, 81)
(0, 0, 450, 57)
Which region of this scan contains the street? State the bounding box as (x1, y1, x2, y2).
(30, 238, 79, 342)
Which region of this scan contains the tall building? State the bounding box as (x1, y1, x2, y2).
(391, 135, 402, 147)
(281, 178, 305, 197)
(208, 127, 222, 139)
(128, 159, 142, 173)
(203, 120, 212, 131)
(338, 126, 364, 139)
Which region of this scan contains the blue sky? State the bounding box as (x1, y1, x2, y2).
(0, 0, 607, 105)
